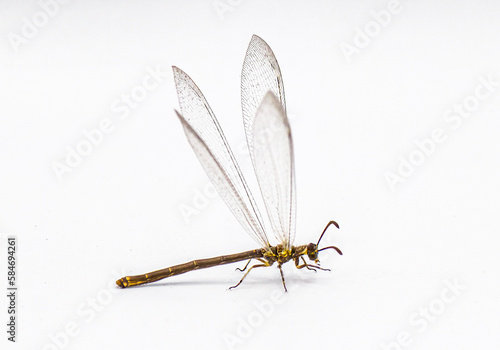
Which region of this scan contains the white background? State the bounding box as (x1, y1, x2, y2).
(1, 0, 499, 349)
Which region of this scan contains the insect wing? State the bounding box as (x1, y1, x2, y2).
(251, 92, 296, 249)
(173, 66, 271, 250)
(241, 35, 286, 160)
(241, 35, 296, 249)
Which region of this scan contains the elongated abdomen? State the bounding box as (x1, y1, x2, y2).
(116, 248, 265, 288)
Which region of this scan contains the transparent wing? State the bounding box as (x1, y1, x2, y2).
(173, 66, 270, 250)
(251, 91, 296, 250)
(241, 35, 296, 249)
(241, 35, 286, 159)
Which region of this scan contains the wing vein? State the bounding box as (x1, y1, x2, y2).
(173, 66, 270, 250)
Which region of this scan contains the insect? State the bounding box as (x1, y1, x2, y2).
(116, 35, 342, 292)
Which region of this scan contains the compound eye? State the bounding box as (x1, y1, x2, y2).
(307, 243, 317, 260)
(307, 243, 316, 253)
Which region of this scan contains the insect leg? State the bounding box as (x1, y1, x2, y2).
(294, 257, 317, 272)
(235, 258, 267, 272)
(235, 259, 252, 272)
(296, 257, 331, 272)
(278, 265, 287, 292)
(229, 263, 269, 290)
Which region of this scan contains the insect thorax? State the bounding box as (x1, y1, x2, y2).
(263, 244, 309, 265)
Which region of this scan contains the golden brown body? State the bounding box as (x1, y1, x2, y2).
(116, 221, 342, 291)
(116, 248, 265, 288)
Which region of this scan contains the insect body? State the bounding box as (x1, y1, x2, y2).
(117, 35, 343, 292)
